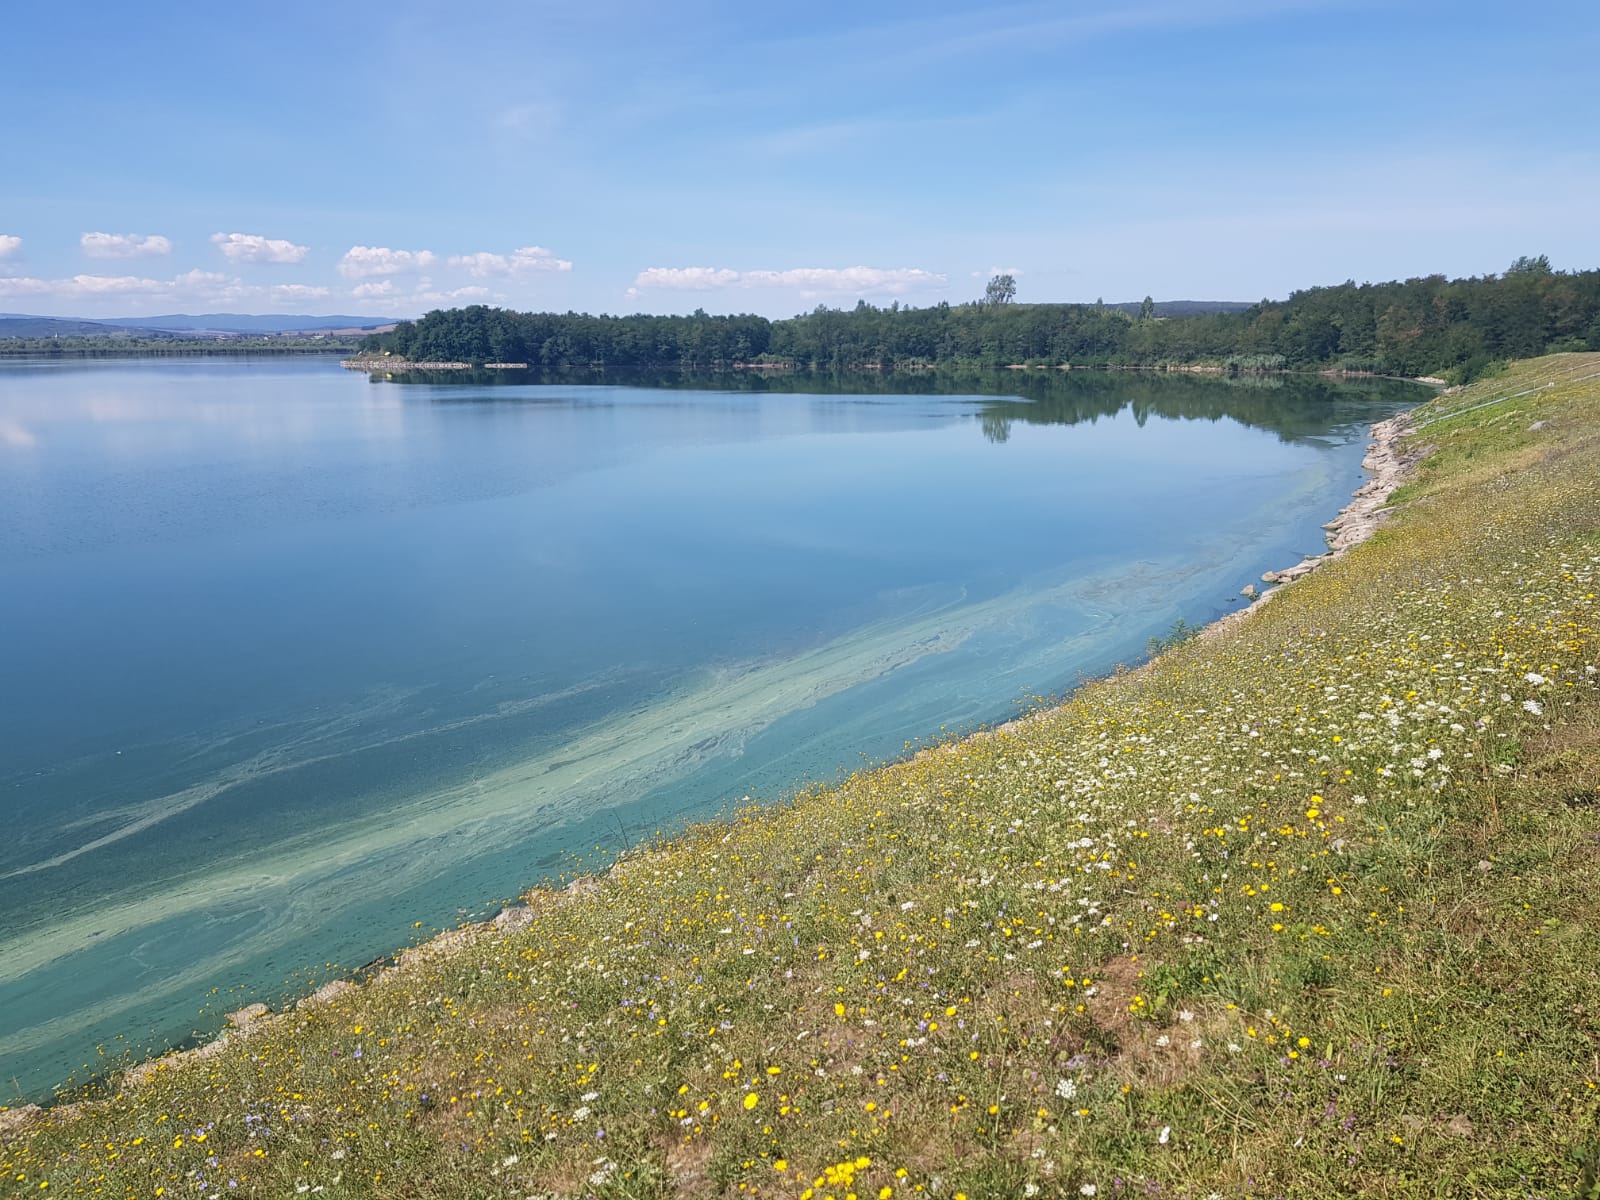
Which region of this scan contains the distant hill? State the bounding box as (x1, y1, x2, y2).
(1104, 300, 1256, 317)
(0, 316, 165, 338)
(0, 313, 400, 339)
(106, 314, 400, 335)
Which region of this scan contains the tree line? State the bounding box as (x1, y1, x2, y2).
(363, 257, 1600, 383)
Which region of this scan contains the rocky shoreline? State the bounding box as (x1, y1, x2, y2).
(1266, 410, 1424, 582)
(1214, 409, 1425, 637)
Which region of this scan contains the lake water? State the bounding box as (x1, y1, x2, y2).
(0, 358, 1423, 1096)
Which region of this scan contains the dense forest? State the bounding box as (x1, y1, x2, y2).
(364, 257, 1600, 383)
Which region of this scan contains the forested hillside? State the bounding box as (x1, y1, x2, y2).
(365, 257, 1600, 383)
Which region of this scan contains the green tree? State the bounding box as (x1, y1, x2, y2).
(1139, 295, 1155, 321)
(1505, 254, 1552, 276)
(984, 274, 1017, 306)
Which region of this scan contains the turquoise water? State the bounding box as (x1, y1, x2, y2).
(0, 359, 1423, 1096)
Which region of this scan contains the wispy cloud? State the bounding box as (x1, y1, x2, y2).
(630, 265, 946, 298)
(265, 283, 332, 302)
(81, 232, 172, 258)
(350, 279, 490, 309)
(972, 266, 1024, 279)
(0, 270, 328, 307)
(447, 246, 573, 277)
(415, 285, 491, 306)
(758, 0, 1342, 79)
(0, 234, 24, 260)
(0, 273, 170, 299)
(211, 232, 311, 264)
(494, 102, 562, 141)
(339, 245, 438, 279)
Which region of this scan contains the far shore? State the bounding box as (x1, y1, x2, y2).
(339, 354, 1449, 389)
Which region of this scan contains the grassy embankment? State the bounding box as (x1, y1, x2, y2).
(4, 355, 1599, 1199)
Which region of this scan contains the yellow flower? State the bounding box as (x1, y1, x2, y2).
(774, 1159, 788, 1171)
(743, 1092, 760, 1110)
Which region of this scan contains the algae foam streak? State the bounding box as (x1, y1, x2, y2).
(0, 359, 1423, 1095)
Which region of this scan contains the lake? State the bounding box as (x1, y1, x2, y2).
(0, 358, 1424, 1096)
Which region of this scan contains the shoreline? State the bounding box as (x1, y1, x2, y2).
(340, 355, 1449, 389)
(0, 405, 1426, 1126)
(1205, 408, 1425, 633)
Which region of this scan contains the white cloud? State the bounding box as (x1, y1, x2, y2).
(0, 270, 330, 309)
(414, 285, 491, 306)
(972, 266, 1024, 279)
(634, 267, 742, 291)
(631, 265, 946, 297)
(339, 245, 437, 278)
(173, 269, 230, 289)
(81, 232, 173, 258)
(0, 276, 52, 297)
(211, 232, 311, 264)
(349, 279, 490, 311)
(267, 283, 332, 302)
(0, 234, 22, 260)
(57, 273, 172, 296)
(447, 246, 573, 277)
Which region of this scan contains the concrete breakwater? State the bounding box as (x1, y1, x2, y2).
(341, 359, 534, 371)
(341, 357, 471, 371)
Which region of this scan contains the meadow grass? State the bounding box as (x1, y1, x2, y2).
(4, 354, 1599, 1199)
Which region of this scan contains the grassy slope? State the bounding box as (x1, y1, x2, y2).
(4, 355, 1599, 1200)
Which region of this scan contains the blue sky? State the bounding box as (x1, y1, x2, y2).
(2, 0, 1597, 319)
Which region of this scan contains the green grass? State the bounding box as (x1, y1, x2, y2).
(5, 354, 1600, 1199)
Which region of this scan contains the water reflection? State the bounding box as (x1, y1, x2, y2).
(373, 364, 1420, 446)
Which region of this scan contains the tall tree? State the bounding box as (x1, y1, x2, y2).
(984, 274, 1017, 306)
